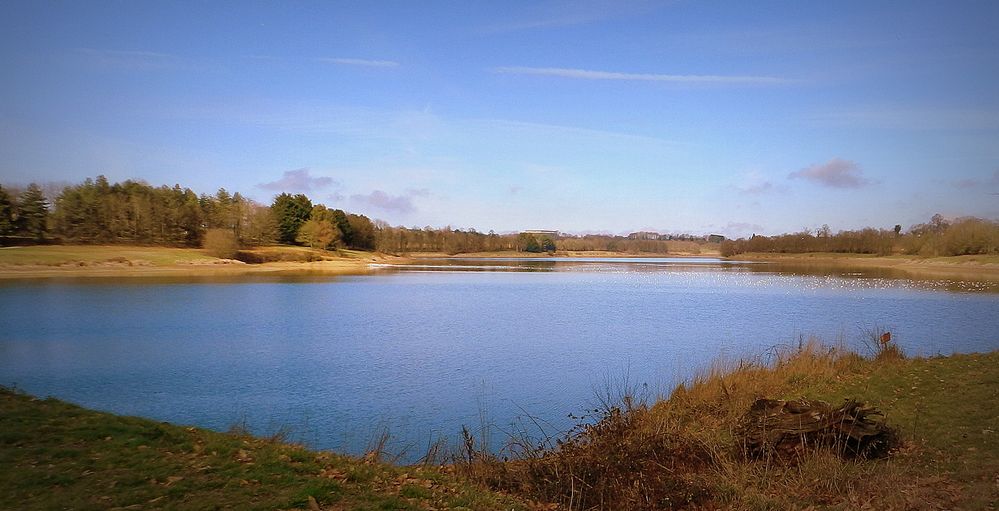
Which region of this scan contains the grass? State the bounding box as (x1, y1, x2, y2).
(734, 251, 999, 265)
(0, 244, 384, 268)
(458, 342, 998, 510)
(0, 245, 213, 266)
(0, 388, 528, 510)
(3, 344, 996, 510)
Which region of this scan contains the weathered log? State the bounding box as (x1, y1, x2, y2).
(736, 398, 898, 460)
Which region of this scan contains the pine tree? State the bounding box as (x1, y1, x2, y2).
(0, 185, 14, 235)
(17, 183, 49, 240)
(270, 193, 312, 244)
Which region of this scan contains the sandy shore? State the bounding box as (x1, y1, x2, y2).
(0, 245, 408, 279)
(5, 246, 997, 280)
(0, 246, 723, 279)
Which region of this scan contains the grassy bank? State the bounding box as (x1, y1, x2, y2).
(0, 388, 528, 510)
(3, 346, 996, 510)
(732, 252, 999, 279)
(460, 344, 998, 510)
(0, 245, 397, 279)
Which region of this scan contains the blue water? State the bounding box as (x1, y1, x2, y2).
(1, 258, 997, 459)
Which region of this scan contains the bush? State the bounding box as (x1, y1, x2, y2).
(203, 228, 240, 259)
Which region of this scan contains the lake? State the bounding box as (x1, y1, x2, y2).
(1, 257, 997, 460)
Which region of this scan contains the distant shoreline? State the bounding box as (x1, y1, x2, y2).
(732, 252, 999, 279)
(407, 249, 718, 259)
(0, 245, 720, 279)
(3, 245, 999, 280)
(0, 245, 389, 280)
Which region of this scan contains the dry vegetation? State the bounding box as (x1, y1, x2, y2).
(2, 333, 995, 510)
(722, 215, 999, 258)
(452, 341, 997, 510)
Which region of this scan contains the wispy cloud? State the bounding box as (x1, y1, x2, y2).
(317, 57, 399, 68)
(349, 190, 417, 214)
(257, 168, 338, 192)
(788, 158, 871, 189)
(73, 48, 185, 70)
(491, 66, 789, 85)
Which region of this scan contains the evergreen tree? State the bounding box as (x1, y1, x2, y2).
(270, 193, 312, 244)
(331, 209, 353, 246)
(0, 185, 14, 236)
(346, 213, 376, 250)
(17, 183, 49, 240)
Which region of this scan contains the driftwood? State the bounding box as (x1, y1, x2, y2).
(736, 398, 897, 460)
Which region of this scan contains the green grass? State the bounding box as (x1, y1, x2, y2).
(461, 345, 998, 510)
(3, 349, 996, 510)
(809, 352, 999, 503)
(0, 388, 526, 510)
(667, 347, 999, 509)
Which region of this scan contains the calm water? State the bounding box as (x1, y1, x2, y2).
(1, 257, 997, 459)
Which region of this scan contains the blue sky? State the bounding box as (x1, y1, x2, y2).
(1, 1, 997, 237)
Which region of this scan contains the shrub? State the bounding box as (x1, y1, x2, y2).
(203, 228, 240, 259)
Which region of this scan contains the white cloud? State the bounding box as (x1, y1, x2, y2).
(491, 66, 789, 85)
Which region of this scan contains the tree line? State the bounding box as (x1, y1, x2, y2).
(0, 176, 557, 255)
(0, 176, 378, 252)
(4, 176, 996, 258)
(720, 215, 999, 257)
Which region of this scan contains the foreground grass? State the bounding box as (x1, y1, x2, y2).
(0, 389, 526, 510)
(462, 345, 998, 510)
(3, 347, 996, 510)
(671, 345, 998, 509)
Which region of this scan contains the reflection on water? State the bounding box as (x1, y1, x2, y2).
(0, 257, 996, 461)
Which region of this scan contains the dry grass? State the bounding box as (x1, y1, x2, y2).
(459, 340, 997, 510)
(0, 245, 212, 266)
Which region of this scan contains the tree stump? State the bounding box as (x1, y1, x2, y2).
(736, 398, 898, 460)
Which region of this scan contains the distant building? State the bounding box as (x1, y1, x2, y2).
(628, 231, 661, 240)
(707, 234, 725, 243)
(522, 229, 559, 239)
